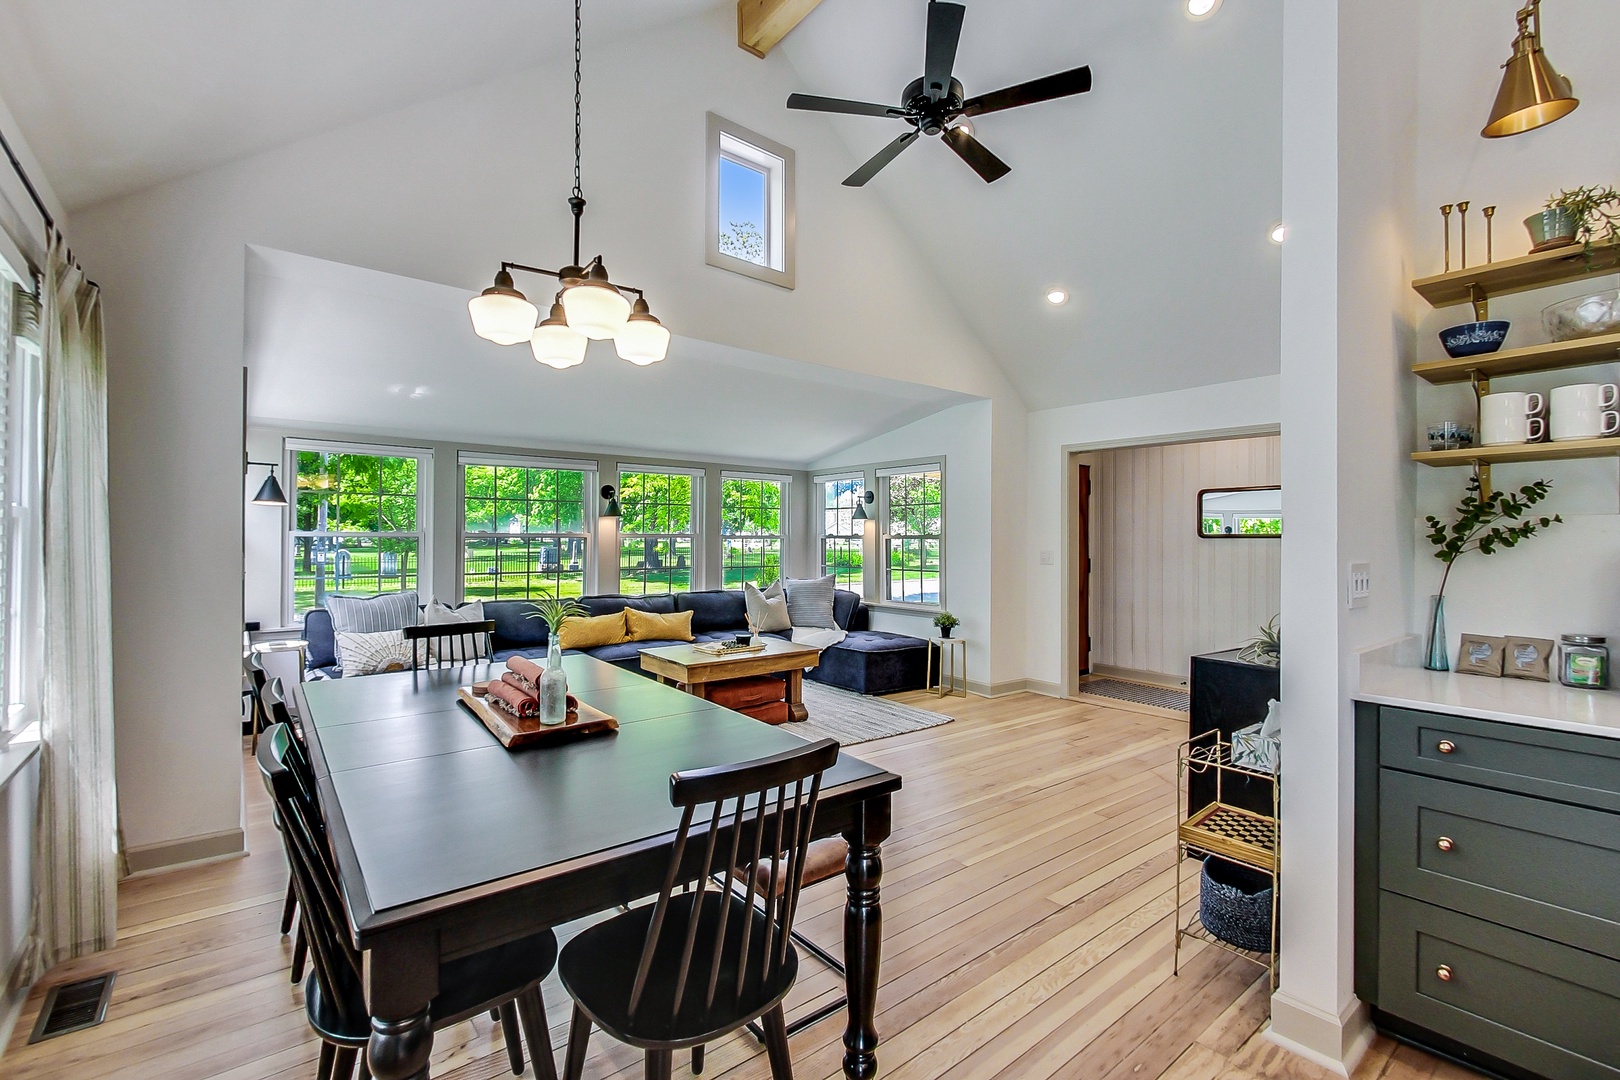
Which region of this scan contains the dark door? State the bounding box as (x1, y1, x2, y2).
(1077, 463, 1091, 677)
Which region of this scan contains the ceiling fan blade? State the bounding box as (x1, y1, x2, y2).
(843, 129, 922, 187)
(787, 93, 907, 119)
(941, 124, 1011, 183)
(961, 64, 1093, 117)
(923, 2, 966, 101)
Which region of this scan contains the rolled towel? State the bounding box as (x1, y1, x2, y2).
(486, 679, 538, 717)
(501, 671, 540, 699)
(507, 655, 546, 688)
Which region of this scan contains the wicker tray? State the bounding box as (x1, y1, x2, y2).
(457, 687, 618, 749)
(1178, 801, 1277, 872)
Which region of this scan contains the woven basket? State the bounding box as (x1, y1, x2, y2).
(1199, 857, 1274, 953)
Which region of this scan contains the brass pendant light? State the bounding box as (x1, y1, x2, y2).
(1482, 0, 1579, 139)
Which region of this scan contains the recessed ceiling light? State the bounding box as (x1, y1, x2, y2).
(1186, 0, 1221, 19)
(1046, 288, 1069, 306)
(1269, 222, 1287, 244)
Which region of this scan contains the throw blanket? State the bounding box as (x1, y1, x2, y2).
(791, 627, 847, 650)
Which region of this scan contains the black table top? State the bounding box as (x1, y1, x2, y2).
(298, 655, 899, 927)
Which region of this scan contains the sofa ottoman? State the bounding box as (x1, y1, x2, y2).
(807, 630, 931, 696)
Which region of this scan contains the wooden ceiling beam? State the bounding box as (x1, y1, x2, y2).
(737, 0, 824, 58)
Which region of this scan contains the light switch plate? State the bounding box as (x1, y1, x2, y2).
(1039, 550, 1055, 566)
(1347, 561, 1371, 609)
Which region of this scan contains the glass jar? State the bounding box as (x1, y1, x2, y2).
(1558, 635, 1609, 690)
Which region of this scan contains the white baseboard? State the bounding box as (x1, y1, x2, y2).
(1266, 993, 1373, 1076)
(122, 827, 246, 877)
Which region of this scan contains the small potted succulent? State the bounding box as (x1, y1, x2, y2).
(932, 611, 960, 639)
(1237, 615, 1280, 667)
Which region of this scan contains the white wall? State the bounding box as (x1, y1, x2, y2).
(1023, 375, 1281, 693)
(810, 400, 1008, 691)
(68, 6, 1021, 860)
(1410, 0, 1620, 656)
(1271, 0, 1418, 1066)
(1091, 436, 1281, 681)
(245, 425, 815, 631)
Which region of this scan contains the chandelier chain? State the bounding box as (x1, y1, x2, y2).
(572, 0, 583, 201)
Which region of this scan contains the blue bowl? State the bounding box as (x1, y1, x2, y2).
(1439, 320, 1510, 358)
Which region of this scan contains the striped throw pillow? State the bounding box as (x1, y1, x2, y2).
(327, 590, 420, 634)
(784, 575, 837, 629)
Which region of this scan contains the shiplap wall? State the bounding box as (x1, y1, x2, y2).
(1090, 435, 1281, 681)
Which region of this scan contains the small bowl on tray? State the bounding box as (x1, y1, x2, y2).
(1438, 320, 1510, 358)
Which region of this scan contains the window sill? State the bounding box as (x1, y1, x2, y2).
(863, 601, 944, 617)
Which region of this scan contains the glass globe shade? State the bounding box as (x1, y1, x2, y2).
(468, 289, 538, 345)
(561, 282, 631, 340)
(531, 320, 588, 369)
(615, 317, 670, 365)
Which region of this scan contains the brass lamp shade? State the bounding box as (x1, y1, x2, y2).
(1482, 1, 1578, 139)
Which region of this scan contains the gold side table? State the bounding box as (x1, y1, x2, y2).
(927, 637, 967, 697)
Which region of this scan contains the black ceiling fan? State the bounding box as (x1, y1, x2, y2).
(786, 1, 1093, 187)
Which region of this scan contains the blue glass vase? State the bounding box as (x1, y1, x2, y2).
(1424, 595, 1450, 672)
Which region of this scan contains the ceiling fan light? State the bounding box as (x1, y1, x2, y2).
(468, 269, 539, 345)
(531, 302, 588, 368)
(615, 298, 671, 365)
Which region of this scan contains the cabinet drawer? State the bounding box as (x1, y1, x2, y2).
(1378, 893, 1620, 1080)
(1380, 770, 1620, 960)
(1380, 708, 1620, 812)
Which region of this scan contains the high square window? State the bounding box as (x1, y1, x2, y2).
(706, 114, 795, 289)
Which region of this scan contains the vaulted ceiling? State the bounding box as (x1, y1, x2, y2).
(0, 0, 1284, 412)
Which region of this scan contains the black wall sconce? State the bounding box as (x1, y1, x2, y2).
(851, 490, 876, 521)
(600, 484, 621, 518)
(247, 461, 287, 506)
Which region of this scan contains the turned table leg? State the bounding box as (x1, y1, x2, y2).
(785, 669, 808, 722)
(843, 797, 890, 1080)
(366, 934, 437, 1080)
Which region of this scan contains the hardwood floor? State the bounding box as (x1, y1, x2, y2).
(2, 691, 1451, 1080)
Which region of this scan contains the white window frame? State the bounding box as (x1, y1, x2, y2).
(616, 465, 703, 596)
(0, 281, 43, 738)
(720, 470, 790, 590)
(877, 463, 945, 611)
(283, 439, 433, 622)
(706, 113, 796, 290)
(814, 472, 866, 594)
(458, 452, 597, 604)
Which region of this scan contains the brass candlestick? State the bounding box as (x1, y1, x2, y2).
(1457, 201, 1470, 268)
(1483, 206, 1496, 262)
(1441, 204, 1454, 271)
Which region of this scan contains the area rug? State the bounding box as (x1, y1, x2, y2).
(789, 682, 954, 746)
(1076, 677, 1189, 712)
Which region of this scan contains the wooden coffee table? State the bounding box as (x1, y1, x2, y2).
(639, 638, 822, 722)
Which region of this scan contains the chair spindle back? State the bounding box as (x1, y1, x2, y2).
(403, 621, 496, 671)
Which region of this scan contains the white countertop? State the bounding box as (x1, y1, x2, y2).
(1359, 658, 1620, 741)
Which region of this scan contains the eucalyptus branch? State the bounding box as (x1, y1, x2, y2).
(1423, 476, 1561, 602)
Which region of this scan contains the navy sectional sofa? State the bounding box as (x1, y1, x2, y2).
(302, 589, 931, 696)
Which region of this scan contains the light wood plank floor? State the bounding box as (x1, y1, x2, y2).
(3, 691, 1453, 1080)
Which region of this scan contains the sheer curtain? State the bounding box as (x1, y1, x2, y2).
(30, 231, 117, 973)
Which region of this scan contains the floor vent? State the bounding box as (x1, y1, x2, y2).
(28, 972, 115, 1043)
(1078, 678, 1190, 712)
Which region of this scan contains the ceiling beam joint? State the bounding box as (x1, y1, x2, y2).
(737, 0, 823, 58)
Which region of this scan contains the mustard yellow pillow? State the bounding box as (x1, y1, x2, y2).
(557, 611, 627, 649)
(625, 608, 695, 643)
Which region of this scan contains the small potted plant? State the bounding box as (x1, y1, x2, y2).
(1534, 186, 1620, 256)
(1237, 615, 1280, 667)
(932, 611, 960, 639)
(527, 595, 586, 723)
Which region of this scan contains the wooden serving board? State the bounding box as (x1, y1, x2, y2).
(456, 687, 618, 749)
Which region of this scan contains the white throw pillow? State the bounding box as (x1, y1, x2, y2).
(744, 580, 791, 633)
(423, 597, 485, 660)
(784, 574, 837, 629)
(335, 629, 413, 677)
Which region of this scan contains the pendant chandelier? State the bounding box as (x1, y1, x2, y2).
(468, 0, 670, 367)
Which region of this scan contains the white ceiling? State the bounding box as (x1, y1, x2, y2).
(245, 247, 974, 465)
(0, 0, 718, 211)
(779, 0, 1284, 405)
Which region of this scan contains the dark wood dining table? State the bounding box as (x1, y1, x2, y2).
(292, 655, 901, 1080)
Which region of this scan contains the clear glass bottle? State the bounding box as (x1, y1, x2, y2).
(1558, 634, 1609, 690)
(539, 636, 569, 724)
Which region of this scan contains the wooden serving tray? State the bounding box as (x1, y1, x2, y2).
(457, 687, 618, 749)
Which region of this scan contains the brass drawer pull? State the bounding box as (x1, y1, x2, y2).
(1437, 739, 1457, 754)
(1436, 836, 1455, 852)
(1436, 964, 1453, 982)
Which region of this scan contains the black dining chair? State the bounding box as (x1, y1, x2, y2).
(403, 620, 496, 671)
(257, 723, 560, 1080)
(259, 699, 311, 982)
(558, 738, 840, 1080)
(244, 652, 270, 752)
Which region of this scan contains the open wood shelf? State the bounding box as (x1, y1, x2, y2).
(1414, 331, 1620, 385)
(1411, 438, 1620, 467)
(1412, 242, 1620, 309)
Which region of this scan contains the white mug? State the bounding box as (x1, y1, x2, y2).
(1551, 383, 1620, 441)
(1479, 392, 1546, 446)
